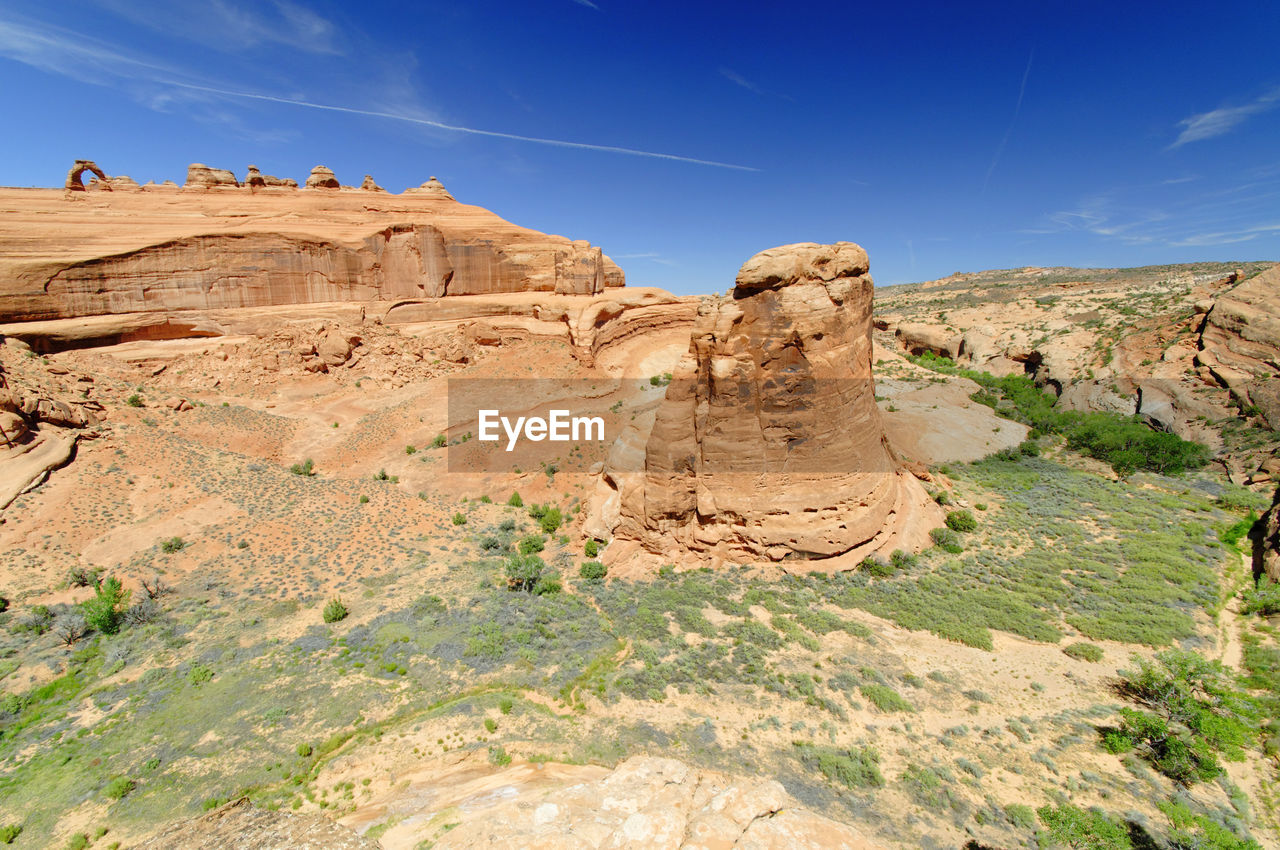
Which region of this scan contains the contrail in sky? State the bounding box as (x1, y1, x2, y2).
(982, 49, 1034, 192)
(167, 81, 760, 172)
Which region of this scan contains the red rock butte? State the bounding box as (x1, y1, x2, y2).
(601, 242, 942, 570)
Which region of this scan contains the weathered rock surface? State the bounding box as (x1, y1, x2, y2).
(0, 336, 104, 509)
(305, 165, 340, 189)
(184, 163, 240, 189)
(1199, 263, 1280, 428)
(64, 159, 107, 191)
(136, 796, 378, 849)
(344, 756, 881, 849)
(0, 183, 625, 328)
(403, 175, 455, 200)
(360, 174, 385, 192)
(607, 242, 940, 568)
(1260, 487, 1280, 585)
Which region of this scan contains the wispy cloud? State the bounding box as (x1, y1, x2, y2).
(719, 67, 764, 96)
(88, 0, 343, 54)
(1028, 166, 1280, 250)
(982, 49, 1034, 192)
(1168, 222, 1280, 247)
(1170, 88, 1280, 147)
(0, 15, 758, 171)
(616, 252, 675, 266)
(571, 0, 600, 8)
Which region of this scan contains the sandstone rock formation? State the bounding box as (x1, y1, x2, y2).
(0, 182, 626, 330)
(606, 242, 941, 568)
(136, 797, 378, 849)
(1198, 263, 1280, 428)
(184, 163, 241, 189)
(305, 165, 340, 189)
(246, 165, 299, 189)
(64, 159, 107, 191)
(345, 756, 881, 849)
(360, 174, 385, 192)
(403, 175, 455, 200)
(0, 336, 104, 509)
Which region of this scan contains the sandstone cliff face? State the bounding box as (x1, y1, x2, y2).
(0, 186, 625, 326)
(608, 243, 940, 567)
(1199, 264, 1280, 428)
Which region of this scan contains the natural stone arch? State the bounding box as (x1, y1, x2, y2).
(65, 160, 109, 192)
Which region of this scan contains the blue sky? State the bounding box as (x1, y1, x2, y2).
(0, 1, 1277, 293)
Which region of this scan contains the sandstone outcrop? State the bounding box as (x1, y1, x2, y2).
(137, 797, 378, 850)
(403, 175, 455, 200)
(246, 165, 299, 189)
(1198, 264, 1280, 428)
(305, 165, 340, 189)
(0, 183, 626, 330)
(606, 242, 940, 568)
(64, 159, 107, 191)
(1260, 486, 1280, 585)
(360, 174, 385, 192)
(345, 756, 882, 849)
(0, 336, 104, 509)
(184, 163, 240, 189)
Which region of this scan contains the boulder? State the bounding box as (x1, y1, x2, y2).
(305, 165, 340, 189)
(184, 163, 240, 189)
(895, 322, 962, 359)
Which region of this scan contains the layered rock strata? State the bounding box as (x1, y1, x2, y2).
(0, 179, 625, 329)
(608, 242, 940, 567)
(1198, 264, 1280, 428)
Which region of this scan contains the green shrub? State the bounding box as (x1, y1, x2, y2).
(507, 491, 523, 507)
(66, 833, 89, 850)
(1063, 642, 1104, 663)
(289, 458, 315, 476)
(945, 509, 977, 532)
(859, 556, 895, 577)
(860, 684, 914, 713)
(160, 536, 185, 554)
(451, 512, 467, 526)
(296, 742, 313, 757)
(533, 575, 562, 596)
(358, 494, 369, 504)
(81, 576, 130, 635)
(323, 598, 349, 623)
(484, 717, 498, 733)
(68, 565, 98, 587)
(404, 445, 416, 455)
(0, 824, 22, 844)
(188, 664, 214, 685)
(431, 434, 447, 448)
(504, 554, 545, 593)
(1005, 803, 1036, 831)
(537, 507, 563, 534)
(1242, 580, 1280, 616)
(793, 742, 884, 788)
(1112, 650, 1259, 785)
(518, 534, 545, 554)
(899, 764, 958, 811)
(929, 527, 963, 553)
(579, 561, 607, 582)
(499, 697, 514, 714)
(103, 776, 136, 800)
(1037, 803, 1131, 849)
(890, 549, 918, 571)
(126, 394, 144, 408)
(488, 745, 511, 766)
(584, 539, 600, 557)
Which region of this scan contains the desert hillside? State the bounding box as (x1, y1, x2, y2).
(0, 171, 1278, 850)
